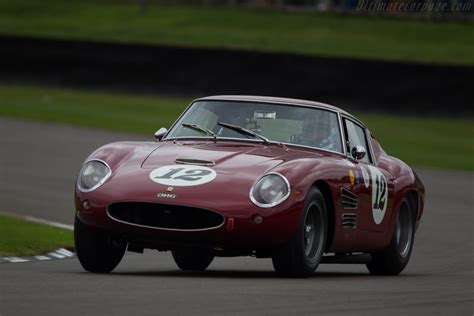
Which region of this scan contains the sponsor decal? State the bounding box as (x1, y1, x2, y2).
(349, 169, 355, 186)
(150, 165, 217, 186)
(360, 166, 370, 188)
(354, 169, 362, 185)
(157, 192, 176, 199)
(368, 166, 388, 224)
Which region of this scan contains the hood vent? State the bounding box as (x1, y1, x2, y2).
(341, 188, 357, 209)
(175, 158, 215, 166)
(342, 213, 357, 229)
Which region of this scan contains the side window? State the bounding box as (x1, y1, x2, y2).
(344, 119, 371, 163)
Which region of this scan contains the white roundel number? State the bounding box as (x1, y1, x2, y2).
(149, 165, 216, 186)
(368, 166, 388, 225)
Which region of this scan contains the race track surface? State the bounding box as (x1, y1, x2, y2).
(0, 117, 472, 315)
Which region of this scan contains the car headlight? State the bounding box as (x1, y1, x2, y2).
(77, 159, 111, 192)
(250, 173, 291, 208)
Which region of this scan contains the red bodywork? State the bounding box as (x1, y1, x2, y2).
(75, 96, 425, 256)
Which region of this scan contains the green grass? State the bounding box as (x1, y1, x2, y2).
(0, 0, 473, 65)
(0, 84, 472, 171)
(357, 114, 474, 171)
(0, 84, 189, 135)
(0, 214, 73, 256)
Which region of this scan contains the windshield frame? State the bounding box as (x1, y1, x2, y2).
(162, 100, 347, 156)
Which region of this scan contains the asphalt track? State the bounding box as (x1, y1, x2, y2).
(0, 117, 472, 315)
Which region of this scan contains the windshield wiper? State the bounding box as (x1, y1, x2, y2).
(181, 123, 217, 140)
(217, 121, 269, 144)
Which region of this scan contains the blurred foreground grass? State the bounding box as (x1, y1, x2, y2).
(0, 84, 472, 171)
(0, 214, 73, 256)
(0, 0, 473, 65)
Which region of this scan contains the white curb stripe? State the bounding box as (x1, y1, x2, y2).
(56, 248, 74, 257)
(1, 249, 76, 264)
(6, 257, 29, 263)
(49, 252, 66, 259)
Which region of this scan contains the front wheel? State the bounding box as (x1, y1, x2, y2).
(172, 249, 214, 271)
(366, 197, 416, 275)
(74, 216, 126, 273)
(272, 187, 328, 277)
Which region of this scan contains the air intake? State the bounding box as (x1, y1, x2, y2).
(107, 202, 224, 231)
(342, 213, 357, 228)
(341, 188, 357, 209)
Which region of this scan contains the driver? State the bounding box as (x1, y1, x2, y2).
(291, 113, 338, 151)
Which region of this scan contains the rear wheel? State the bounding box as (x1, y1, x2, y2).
(172, 249, 214, 271)
(272, 187, 327, 277)
(74, 216, 126, 273)
(367, 197, 415, 275)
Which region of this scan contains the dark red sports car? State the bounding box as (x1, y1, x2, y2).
(74, 96, 425, 277)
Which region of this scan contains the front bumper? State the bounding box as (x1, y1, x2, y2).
(75, 192, 304, 251)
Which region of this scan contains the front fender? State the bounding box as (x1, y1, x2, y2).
(83, 141, 159, 171)
(270, 156, 347, 200)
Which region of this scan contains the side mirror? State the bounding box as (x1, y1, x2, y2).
(154, 127, 167, 141)
(351, 145, 366, 161)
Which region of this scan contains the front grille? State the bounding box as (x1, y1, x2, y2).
(107, 202, 225, 231)
(341, 188, 357, 209)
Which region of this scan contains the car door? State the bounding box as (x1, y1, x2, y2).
(342, 117, 394, 233)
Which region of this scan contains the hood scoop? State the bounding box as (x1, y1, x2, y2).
(175, 158, 215, 166)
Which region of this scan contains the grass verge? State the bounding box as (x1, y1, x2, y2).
(0, 84, 472, 171)
(0, 214, 73, 256)
(0, 0, 473, 65)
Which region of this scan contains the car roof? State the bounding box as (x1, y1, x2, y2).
(194, 95, 353, 117)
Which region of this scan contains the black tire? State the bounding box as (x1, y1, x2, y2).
(367, 197, 416, 275)
(272, 187, 328, 277)
(172, 249, 214, 271)
(74, 216, 126, 273)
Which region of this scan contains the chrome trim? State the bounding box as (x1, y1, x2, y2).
(351, 145, 366, 161)
(337, 111, 347, 156)
(366, 128, 378, 165)
(77, 159, 112, 193)
(249, 172, 291, 208)
(106, 202, 225, 232)
(154, 127, 168, 141)
(162, 100, 195, 140)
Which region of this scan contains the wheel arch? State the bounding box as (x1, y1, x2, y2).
(312, 180, 335, 251)
(405, 190, 419, 221)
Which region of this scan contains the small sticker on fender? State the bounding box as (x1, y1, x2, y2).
(349, 169, 355, 186)
(360, 166, 370, 188)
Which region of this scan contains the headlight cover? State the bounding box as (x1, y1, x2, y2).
(77, 159, 111, 192)
(250, 173, 291, 208)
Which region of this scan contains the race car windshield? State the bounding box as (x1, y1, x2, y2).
(165, 100, 343, 153)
